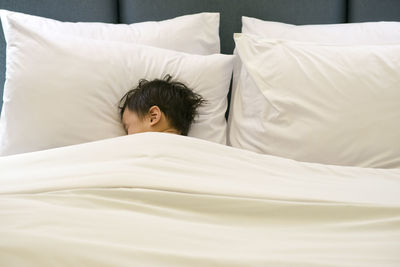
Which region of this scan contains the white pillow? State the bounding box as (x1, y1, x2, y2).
(241, 17, 400, 44)
(231, 33, 400, 168)
(0, 9, 220, 55)
(229, 17, 400, 168)
(0, 15, 234, 156)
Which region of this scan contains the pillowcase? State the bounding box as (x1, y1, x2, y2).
(0, 14, 234, 156)
(231, 17, 400, 94)
(0, 9, 220, 55)
(232, 17, 400, 97)
(231, 33, 400, 168)
(228, 17, 400, 168)
(241, 17, 400, 44)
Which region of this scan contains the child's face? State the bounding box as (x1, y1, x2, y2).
(122, 108, 150, 135)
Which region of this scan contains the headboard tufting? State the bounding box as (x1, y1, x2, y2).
(119, 0, 347, 54)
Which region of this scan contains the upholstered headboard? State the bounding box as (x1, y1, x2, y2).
(1, 0, 399, 113)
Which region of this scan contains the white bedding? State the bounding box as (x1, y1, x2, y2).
(0, 133, 399, 266)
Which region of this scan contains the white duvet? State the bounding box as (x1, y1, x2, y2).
(0, 133, 399, 266)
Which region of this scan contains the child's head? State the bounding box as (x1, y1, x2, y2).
(119, 75, 205, 136)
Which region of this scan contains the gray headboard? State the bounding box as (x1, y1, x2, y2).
(1, 0, 400, 114)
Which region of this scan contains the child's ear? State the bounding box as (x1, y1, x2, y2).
(148, 105, 161, 126)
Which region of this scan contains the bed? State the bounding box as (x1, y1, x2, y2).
(0, 0, 400, 266)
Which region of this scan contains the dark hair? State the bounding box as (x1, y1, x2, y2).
(119, 75, 205, 136)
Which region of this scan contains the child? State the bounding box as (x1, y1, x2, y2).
(119, 75, 205, 136)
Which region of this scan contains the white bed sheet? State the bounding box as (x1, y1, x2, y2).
(0, 132, 399, 266)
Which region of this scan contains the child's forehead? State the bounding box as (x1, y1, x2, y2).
(122, 108, 132, 121)
(123, 108, 135, 117)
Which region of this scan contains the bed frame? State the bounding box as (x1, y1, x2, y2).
(1, 0, 399, 113)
